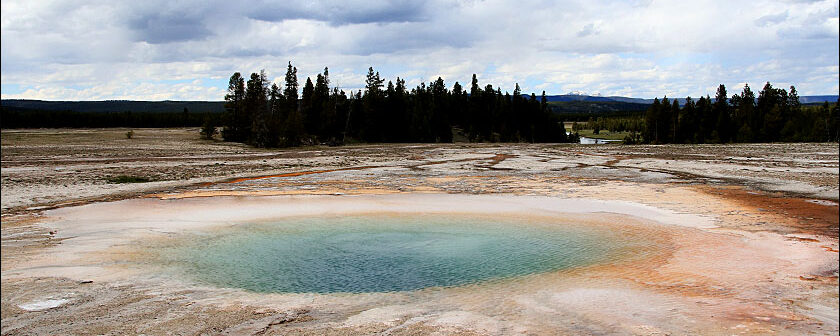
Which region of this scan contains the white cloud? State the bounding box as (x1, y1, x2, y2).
(1, 0, 838, 100)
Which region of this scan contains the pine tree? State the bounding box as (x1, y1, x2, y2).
(679, 97, 696, 143)
(361, 67, 385, 141)
(327, 87, 348, 144)
(283, 62, 299, 110)
(733, 84, 756, 142)
(313, 68, 330, 138)
(658, 97, 672, 143)
(429, 77, 451, 142)
(468, 74, 482, 141)
(540, 91, 547, 113)
(757, 82, 778, 141)
(713, 84, 731, 143)
(451, 81, 465, 128)
(222, 72, 246, 142)
(268, 83, 284, 145)
(695, 95, 713, 143)
(509, 83, 524, 141)
(644, 98, 661, 143)
(671, 99, 680, 143)
(246, 70, 271, 147)
(282, 62, 303, 146)
(301, 77, 315, 138)
(393, 77, 409, 141)
(787, 86, 801, 110)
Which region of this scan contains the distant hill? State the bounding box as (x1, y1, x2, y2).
(536, 94, 838, 105)
(3, 94, 836, 115)
(0, 100, 225, 128)
(547, 100, 648, 115)
(535, 93, 838, 117)
(799, 95, 839, 104)
(0, 100, 225, 113)
(539, 94, 619, 103)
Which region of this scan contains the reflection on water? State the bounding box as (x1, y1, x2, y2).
(158, 214, 654, 293)
(579, 136, 622, 144)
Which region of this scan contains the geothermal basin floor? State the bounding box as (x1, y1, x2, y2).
(1, 129, 838, 335)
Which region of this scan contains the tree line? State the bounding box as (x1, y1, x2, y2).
(219, 63, 575, 147)
(0, 106, 218, 128)
(638, 83, 839, 144)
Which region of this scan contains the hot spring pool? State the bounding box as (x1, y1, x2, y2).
(157, 213, 654, 293)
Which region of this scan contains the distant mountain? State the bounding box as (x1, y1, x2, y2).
(604, 96, 650, 104)
(799, 95, 839, 104)
(538, 94, 619, 103)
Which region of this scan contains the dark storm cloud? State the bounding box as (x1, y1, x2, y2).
(245, 0, 430, 25)
(120, 0, 439, 51)
(347, 23, 476, 55)
(128, 13, 213, 44)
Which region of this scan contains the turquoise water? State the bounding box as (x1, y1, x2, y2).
(164, 214, 634, 293)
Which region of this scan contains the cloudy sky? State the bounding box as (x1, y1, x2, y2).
(1, 0, 838, 101)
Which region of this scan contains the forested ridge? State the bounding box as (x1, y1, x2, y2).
(0, 101, 221, 128)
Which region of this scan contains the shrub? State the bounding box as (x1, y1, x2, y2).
(200, 120, 218, 140)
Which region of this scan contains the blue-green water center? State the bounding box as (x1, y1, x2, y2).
(164, 214, 637, 293)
